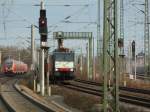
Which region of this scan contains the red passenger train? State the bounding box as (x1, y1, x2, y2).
(2, 58, 28, 74)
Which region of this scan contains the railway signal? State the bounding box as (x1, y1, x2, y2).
(38, 0, 49, 96)
(144, 0, 150, 76)
(132, 40, 135, 60)
(118, 38, 124, 48)
(39, 1, 48, 48)
(39, 10, 48, 35)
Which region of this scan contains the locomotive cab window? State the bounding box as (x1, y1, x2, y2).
(54, 52, 74, 61)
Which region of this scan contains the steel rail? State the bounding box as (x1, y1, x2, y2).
(74, 79, 150, 94)
(0, 75, 52, 112)
(61, 80, 150, 108)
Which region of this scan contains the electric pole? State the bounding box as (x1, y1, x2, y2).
(119, 0, 124, 55)
(119, 0, 126, 85)
(97, 0, 101, 57)
(132, 40, 136, 80)
(86, 43, 90, 79)
(80, 48, 83, 76)
(31, 24, 36, 92)
(93, 37, 95, 80)
(31, 24, 35, 70)
(46, 48, 50, 96)
(97, 0, 103, 76)
(0, 51, 1, 71)
(144, 0, 150, 77)
(103, 0, 119, 111)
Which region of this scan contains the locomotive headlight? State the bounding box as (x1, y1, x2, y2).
(70, 68, 73, 71)
(55, 68, 58, 71)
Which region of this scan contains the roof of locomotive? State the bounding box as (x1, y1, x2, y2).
(52, 50, 75, 61)
(53, 47, 74, 52)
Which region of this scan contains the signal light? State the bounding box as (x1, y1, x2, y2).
(39, 18, 47, 34)
(39, 19, 46, 26)
(118, 38, 124, 48)
(55, 68, 58, 71)
(70, 68, 73, 71)
(132, 40, 135, 52)
(132, 40, 135, 59)
(39, 9, 48, 34)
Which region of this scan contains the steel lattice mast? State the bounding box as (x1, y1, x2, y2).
(144, 0, 150, 77)
(97, 0, 103, 75)
(103, 0, 119, 111)
(120, 0, 124, 55)
(119, 0, 126, 85)
(97, 0, 101, 57)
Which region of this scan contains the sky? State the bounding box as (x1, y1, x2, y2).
(0, 0, 148, 55)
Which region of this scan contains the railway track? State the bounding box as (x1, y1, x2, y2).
(0, 75, 48, 112)
(0, 74, 73, 112)
(0, 75, 12, 112)
(61, 79, 150, 108)
(74, 79, 150, 94)
(136, 74, 150, 80)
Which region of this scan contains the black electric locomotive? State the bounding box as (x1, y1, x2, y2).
(50, 48, 75, 81)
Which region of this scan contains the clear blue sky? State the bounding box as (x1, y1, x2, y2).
(0, 0, 147, 55)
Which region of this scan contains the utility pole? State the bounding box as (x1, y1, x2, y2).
(86, 43, 90, 79)
(97, 0, 103, 78)
(31, 24, 35, 69)
(0, 51, 1, 64)
(103, 0, 119, 111)
(87, 38, 93, 80)
(119, 0, 124, 55)
(0, 51, 1, 71)
(19, 52, 20, 62)
(40, 1, 45, 96)
(2, 3, 7, 38)
(37, 49, 41, 92)
(80, 47, 83, 76)
(132, 40, 136, 80)
(128, 42, 132, 77)
(119, 0, 126, 85)
(135, 55, 137, 80)
(89, 37, 93, 80)
(144, 0, 150, 77)
(46, 49, 50, 96)
(31, 24, 36, 92)
(81, 49, 83, 76)
(97, 0, 101, 58)
(93, 37, 95, 80)
(41, 49, 45, 95)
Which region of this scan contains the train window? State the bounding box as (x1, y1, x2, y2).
(6, 62, 13, 67)
(54, 53, 74, 61)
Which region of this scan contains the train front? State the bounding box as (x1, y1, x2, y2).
(3, 59, 14, 74)
(52, 51, 75, 80)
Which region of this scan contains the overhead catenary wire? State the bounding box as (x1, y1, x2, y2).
(0, 0, 145, 55)
(1, 0, 14, 38)
(47, 4, 92, 33)
(0, 1, 95, 40)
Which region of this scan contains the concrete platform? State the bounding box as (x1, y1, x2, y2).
(16, 84, 81, 112)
